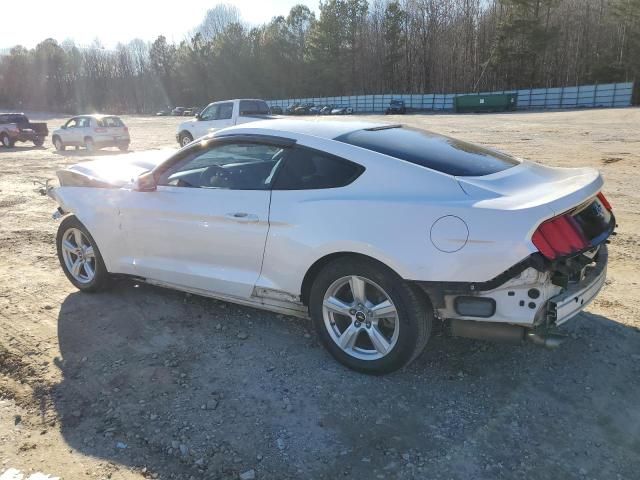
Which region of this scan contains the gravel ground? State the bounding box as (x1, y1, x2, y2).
(1, 109, 639, 480)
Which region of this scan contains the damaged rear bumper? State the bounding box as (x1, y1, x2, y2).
(547, 246, 607, 325)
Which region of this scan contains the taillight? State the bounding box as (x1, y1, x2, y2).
(94, 127, 107, 133)
(532, 213, 590, 260)
(123, 126, 129, 132)
(597, 192, 612, 211)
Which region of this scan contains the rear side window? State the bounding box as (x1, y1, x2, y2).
(239, 100, 269, 115)
(98, 117, 124, 127)
(2, 114, 28, 124)
(273, 147, 364, 190)
(335, 126, 520, 176)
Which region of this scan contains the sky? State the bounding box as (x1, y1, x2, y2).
(0, 0, 317, 50)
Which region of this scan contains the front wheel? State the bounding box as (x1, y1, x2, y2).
(53, 137, 65, 151)
(179, 132, 193, 147)
(56, 215, 110, 292)
(310, 257, 432, 374)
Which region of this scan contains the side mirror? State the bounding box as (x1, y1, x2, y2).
(195, 113, 202, 121)
(134, 171, 157, 192)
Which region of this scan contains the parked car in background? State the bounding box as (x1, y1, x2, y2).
(285, 104, 300, 115)
(386, 99, 407, 114)
(51, 115, 130, 152)
(172, 107, 185, 116)
(191, 107, 202, 117)
(293, 103, 315, 115)
(156, 109, 170, 116)
(309, 105, 322, 115)
(183, 108, 193, 116)
(331, 105, 354, 115)
(176, 99, 272, 147)
(320, 105, 334, 115)
(0, 113, 48, 148)
(270, 106, 283, 115)
(48, 119, 615, 374)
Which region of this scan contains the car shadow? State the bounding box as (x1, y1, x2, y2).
(0, 145, 47, 152)
(51, 280, 640, 479)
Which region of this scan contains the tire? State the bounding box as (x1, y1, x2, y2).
(1, 133, 14, 148)
(179, 132, 193, 147)
(309, 257, 432, 374)
(56, 215, 110, 292)
(84, 137, 95, 152)
(33, 137, 45, 147)
(53, 136, 65, 151)
(118, 142, 129, 152)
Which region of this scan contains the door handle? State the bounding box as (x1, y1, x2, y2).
(225, 212, 259, 223)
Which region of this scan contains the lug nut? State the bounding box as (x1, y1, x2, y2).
(365, 321, 371, 328)
(349, 309, 356, 315)
(354, 321, 361, 327)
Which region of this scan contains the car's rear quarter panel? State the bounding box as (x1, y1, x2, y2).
(258, 141, 545, 296)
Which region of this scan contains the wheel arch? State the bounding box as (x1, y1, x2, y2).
(299, 251, 428, 307)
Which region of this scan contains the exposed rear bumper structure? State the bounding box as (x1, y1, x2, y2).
(547, 245, 607, 326)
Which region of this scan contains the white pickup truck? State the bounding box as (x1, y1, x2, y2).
(176, 99, 273, 147)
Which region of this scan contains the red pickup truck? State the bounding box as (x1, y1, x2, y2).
(0, 113, 48, 148)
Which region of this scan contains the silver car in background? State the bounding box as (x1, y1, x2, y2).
(51, 115, 130, 152)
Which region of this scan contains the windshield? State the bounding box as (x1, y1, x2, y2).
(335, 126, 520, 177)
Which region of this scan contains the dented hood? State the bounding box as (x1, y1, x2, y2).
(57, 149, 174, 188)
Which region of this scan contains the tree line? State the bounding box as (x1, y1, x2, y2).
(0, 0, 638, 114)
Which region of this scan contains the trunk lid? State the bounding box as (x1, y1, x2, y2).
(456, 160, 603, 217)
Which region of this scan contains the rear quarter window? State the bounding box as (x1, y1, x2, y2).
(273, 146, 364, 190)
(335, 126, 520, 176)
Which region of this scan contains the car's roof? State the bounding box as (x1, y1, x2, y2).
(221, 119, 389, 140)
(74, 114, 121, 119)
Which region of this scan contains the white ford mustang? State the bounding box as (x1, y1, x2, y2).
(48, 119, 615, 374)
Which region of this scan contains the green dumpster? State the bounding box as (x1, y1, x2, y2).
(454, 93, 517, 113)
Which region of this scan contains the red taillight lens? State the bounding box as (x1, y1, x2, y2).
(123, 126, 129, 132)
(597, 192, 612, 211)
(532, 213, 590, 260)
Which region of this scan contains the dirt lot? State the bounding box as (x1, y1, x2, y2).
(1, 109, 639, 480)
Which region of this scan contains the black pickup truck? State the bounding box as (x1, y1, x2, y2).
(0, 113, 48, 148)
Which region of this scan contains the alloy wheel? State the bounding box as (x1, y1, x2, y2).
(322, 275, 399, 360)
(60, 228, 96, 284)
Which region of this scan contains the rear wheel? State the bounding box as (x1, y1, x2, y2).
(118, 142, 129, 152)
(179, 132, 193, 147)
(33, 137, 44, 147)
(1, 133, 14, 148)
(310, 257, 432, 374)
(56, 215, 110, 292)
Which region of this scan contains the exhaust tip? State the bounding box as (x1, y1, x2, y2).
(526, 331, 565, 349)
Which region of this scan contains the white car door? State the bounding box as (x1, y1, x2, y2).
(78, 117, 92, 145)
(119, 139, 285, 299)
(61, 117, 81, 145)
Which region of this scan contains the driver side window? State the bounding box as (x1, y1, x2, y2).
(199, 104, 218, 121)
(158, 142, 285, 190)
(65, 118, 79, 129)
